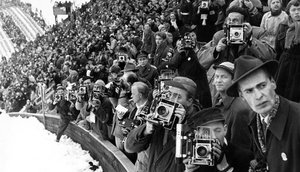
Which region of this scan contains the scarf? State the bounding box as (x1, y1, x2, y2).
(285, 18, 300, 49)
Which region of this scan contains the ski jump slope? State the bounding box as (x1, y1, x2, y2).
(0, 6, 44, 58)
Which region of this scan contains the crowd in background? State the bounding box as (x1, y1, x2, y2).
(0, 0, 300, 171)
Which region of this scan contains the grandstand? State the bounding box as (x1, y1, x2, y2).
(0, 4, 44, 58)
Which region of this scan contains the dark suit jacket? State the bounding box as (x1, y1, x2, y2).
(249, 96, 300, 172)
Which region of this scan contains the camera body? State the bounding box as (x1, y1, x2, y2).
(180, 35, 195, 49)
(176, 125, 216, 166)
(150, 95, 180, 130)
(78, 86, 87, 95)
(200, 0, 209, 9)
(224, 24, 245, 45)
(119, 118, 144, 131)
(66, 90, 77, 101)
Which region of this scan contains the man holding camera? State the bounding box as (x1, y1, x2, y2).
(49, 84, 76, 142)
(87, 79, 114, 140)
(182, 107, 252, 172)
(199, 6, 275, 69)
(226, 55, 300, 172)
(125, 76, 201, 172)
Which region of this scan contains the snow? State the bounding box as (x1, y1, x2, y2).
(20, 0, 91, 25)
(0, 112, 102, 172)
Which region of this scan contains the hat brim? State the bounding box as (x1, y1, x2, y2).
(226, 60, 278, 97)
(121, 69, 139, 73)
(201, 118, 225, 126)
(213, 65, 233, 75)
(164, 80, 187, 92)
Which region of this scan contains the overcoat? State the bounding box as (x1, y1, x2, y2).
(249, 96, 300, 172)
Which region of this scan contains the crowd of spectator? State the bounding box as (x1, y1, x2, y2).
(0, 11, 27, 47)
(0, 0, 300, 171)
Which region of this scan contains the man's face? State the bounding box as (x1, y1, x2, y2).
(226, 12, 243, 25)
(238, 69, 277, 114)
(270, 0, 282, 11)
(213, 68, 233, 92)
(290, 5, 300, 22)
(155, 35, 164, 46)
(131, 86, 141, 104)
(203, 122, 227, 146)
(170, 13, 176, 21)
(138, 57, 148, 67)
(188, 32, 197, 43)
(167, 86, 192, 110)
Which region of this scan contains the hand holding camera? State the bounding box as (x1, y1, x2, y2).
(243, 22, 253, 40)
(216, 37, 227, 52)
(183, 158, 200, 172)
(144, 120, 156, 136)
(174, 104, 186, 124)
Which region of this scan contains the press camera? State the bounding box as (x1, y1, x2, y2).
(78, 86, 87, 95)
(176, 125, 216, 166)
(148, 89, 180, 130)
(200, 0, 209, 9)
(224, 24, 245, 45)
(180, 35, 195, 49)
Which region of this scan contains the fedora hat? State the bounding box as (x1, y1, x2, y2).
(226, 55, 278, 97)
(122, 62, 138, 72)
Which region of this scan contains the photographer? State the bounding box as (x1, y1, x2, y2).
(183, 107, 252, 172)
(87, 80, 114, 140)
(120, 81, 152, 170)
(198, 6, 275, 69)
(49, 84, 76, 142)
(125, 77, 201, 172)
(159, 34, 212, 108)
(75, 78, 92, 130)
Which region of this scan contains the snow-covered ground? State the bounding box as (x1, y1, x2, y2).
(20, 0, 91, 25)
(0, 112, 102, 172)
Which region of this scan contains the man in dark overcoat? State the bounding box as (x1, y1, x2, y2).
(226, 55, 300, 172)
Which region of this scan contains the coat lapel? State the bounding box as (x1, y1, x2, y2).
(268, 97, 289, 141)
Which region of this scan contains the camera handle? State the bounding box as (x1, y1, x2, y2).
(176, 124, 186, 160)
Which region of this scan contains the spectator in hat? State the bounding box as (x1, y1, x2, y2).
(226, 55, 300, 172)
(213, 61, 254, 160)
(136, 52, 158, 87)
(260, 0, 288, 49)
(275, 0, 300, 102)
(125, 76, 201, 172)
(198, 5, 275, 70)
(183, 107, 253, 172)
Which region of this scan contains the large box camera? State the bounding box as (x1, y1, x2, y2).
(176, 125, 216, 166)
(78, 86, 87, 95)
(200, 0, 209, 9)
(149, 97, 180, 130)
(224, 24, 245, 45)
(66, 90, 77, 101)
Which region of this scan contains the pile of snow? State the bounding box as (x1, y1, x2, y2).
(0, 112, 102, 172)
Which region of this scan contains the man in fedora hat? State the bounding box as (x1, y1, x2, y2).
(226, 55, 300, 172)
(213, 62, 254, 158)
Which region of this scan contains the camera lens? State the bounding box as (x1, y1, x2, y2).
(234, 31, 240, 37)
(157, 106, 168, 117)
(196, 146, 208, 157)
